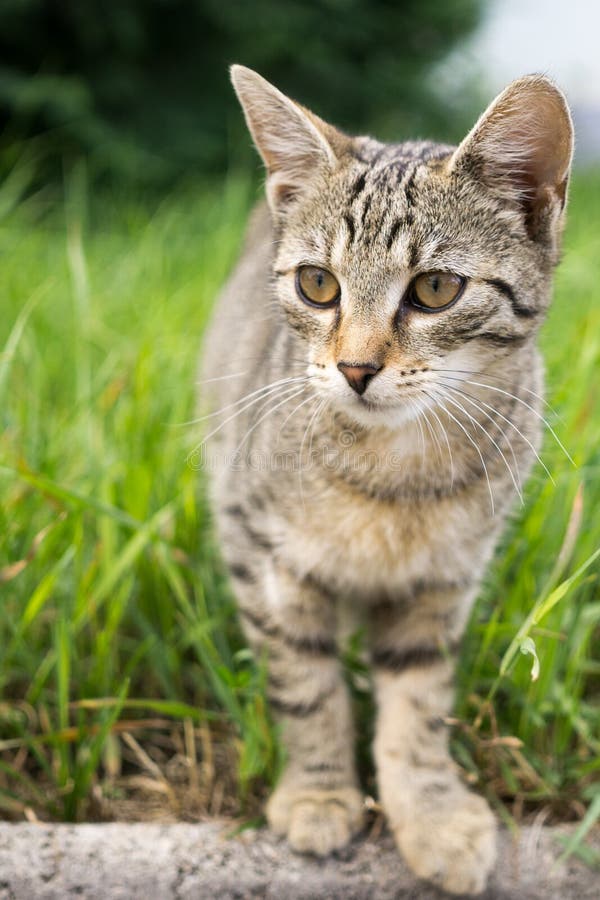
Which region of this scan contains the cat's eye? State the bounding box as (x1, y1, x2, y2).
(409, 271, 465, 311)
(296, 266, 340, 307)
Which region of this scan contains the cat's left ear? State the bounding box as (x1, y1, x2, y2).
(451, 75, 574, 244)
(231, 65, 344, 213)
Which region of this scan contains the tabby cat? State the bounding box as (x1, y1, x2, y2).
(199, 66, 573, 895)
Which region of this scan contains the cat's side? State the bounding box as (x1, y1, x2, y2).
(199, 67, 573, 896)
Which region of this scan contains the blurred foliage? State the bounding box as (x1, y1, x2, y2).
(0, 0, 485, 185)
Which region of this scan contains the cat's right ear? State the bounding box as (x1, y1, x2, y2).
(450, 75, 574, 245)
(231, 65, 341, 212)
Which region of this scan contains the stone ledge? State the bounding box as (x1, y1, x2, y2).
(0, 820, 597, 899)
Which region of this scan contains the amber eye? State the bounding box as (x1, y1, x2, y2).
(296, 266, 340, 307)
(410, 272, 465, 311)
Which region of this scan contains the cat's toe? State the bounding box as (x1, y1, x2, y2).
(393, 791, 497, 896)
(267, 785, 364, 856)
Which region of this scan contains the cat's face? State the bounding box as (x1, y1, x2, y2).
(232, 67, 573, 429)
(272, 146, 546, 429)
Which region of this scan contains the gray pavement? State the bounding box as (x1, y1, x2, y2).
(0, 820, 598, 899)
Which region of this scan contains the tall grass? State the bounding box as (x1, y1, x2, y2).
(0, 166, 598, 846)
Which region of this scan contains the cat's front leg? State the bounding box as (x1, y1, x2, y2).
(370, 592, 496, 896)
(236, 562, 364, 855)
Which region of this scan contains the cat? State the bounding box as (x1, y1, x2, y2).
(199, 65, 573, 895)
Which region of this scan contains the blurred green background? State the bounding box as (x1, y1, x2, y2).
(0, 0, 483, 185)
(0, 0, 599, 860)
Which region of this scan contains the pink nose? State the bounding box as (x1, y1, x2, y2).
(337, 361, 382, 396)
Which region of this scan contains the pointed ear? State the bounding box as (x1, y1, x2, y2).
(231, 65, 342, 212)
(450, 75, 574, 242)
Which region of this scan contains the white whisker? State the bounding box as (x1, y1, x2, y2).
(435, 384, 523, 490)
(277, 392, 319, 442)
(231, 385, 309, 458)
(419, 404, 444, 466)
(434, 385, 523, 504)
(437, 379, 554, 486)
(407, 397, 426, 472)
(440, 374, 574, 466)
(433, 366, 555, 411)
(196, 381, 305, 447)
(299, 395, 326, 469)
(422, 387, 495, 515)
(183, 375, 307, 427)
(195, 370, 249, 386)
(424, 401, 455, 486)
(306, 399, 327, 465)
(298, 396, 328, 507)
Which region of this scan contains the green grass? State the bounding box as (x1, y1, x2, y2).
(0, 164, 599, 849)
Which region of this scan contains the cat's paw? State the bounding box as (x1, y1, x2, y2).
(266, 785, 364, 856)
(393, 790, 497, 896)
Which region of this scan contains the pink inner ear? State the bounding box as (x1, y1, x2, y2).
(231, 67, 340, 212)
(451, 78, 574, 244)
(475, 83, 573, 204)
(503, 94, 571, 193)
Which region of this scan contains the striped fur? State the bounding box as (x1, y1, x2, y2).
(199, 67, 573, 895)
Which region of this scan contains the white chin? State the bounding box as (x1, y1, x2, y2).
(339, 396, 420, 430)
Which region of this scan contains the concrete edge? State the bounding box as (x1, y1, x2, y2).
(0, 820, 598, 899)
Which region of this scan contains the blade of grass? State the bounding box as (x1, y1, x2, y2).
(496, 545, 600, 685)
(553, 792, 600, 871)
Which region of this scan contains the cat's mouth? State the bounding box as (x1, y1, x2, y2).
(353, 396, 389, 413)
(350, 390, 411, 411)
(345, 393, 400, 418)
(353, 395, 379, 408)
(339, 386, 433, 430)
(338, 390, 387, 412)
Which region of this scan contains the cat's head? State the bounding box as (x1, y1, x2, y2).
(231, 65, 573, 429)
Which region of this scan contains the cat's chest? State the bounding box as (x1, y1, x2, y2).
(278, 473, 494, 598)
